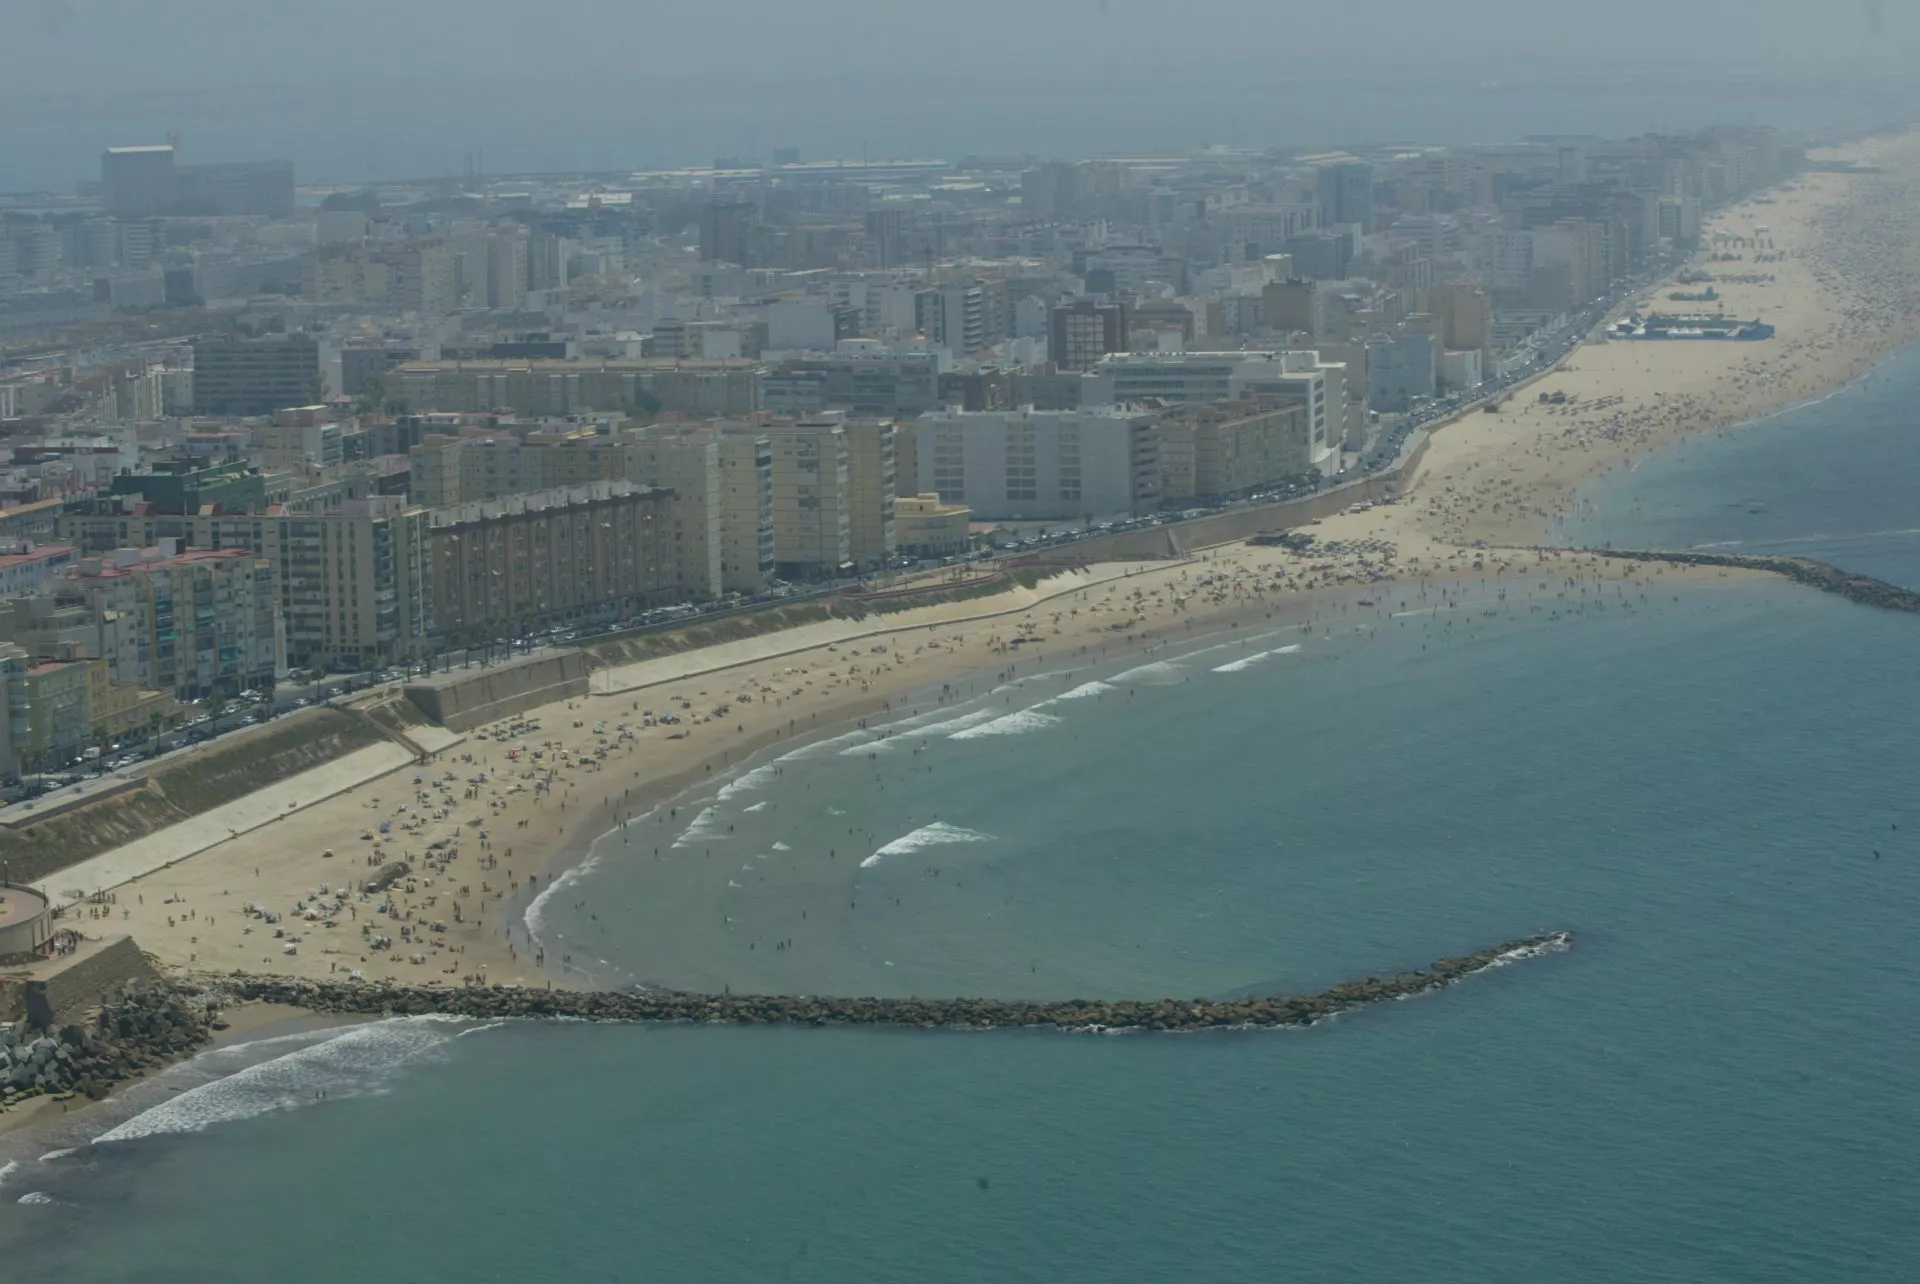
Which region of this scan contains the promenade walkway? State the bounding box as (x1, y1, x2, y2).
(29, 743, 415, 909)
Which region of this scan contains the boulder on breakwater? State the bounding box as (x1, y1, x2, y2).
(198, 931, 1572, 1034)
(2, 980, 215, 1102)
(1584, 549, 1920, 614)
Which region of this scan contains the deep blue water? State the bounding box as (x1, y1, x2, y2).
(1, 346, 1917, 1282)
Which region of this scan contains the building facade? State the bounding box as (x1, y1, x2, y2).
(191, 334, 322, 417)
(913, 408, 1159, 522)
(1152, 400, 1314, 506)
(427, 482, 673, 642)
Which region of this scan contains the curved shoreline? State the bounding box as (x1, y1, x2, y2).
(199, 931, 1571, 1034)
(1580, 549, 1920, 613)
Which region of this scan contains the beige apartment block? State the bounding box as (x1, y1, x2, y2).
(895, 494, 971, 558)
(841, 417, 898, 570)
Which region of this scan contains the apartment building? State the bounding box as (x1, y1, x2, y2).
(743, 417, 851, 578)
(715, 431, 774, 594)
(392, 361, 760, 419)
(842, 418, 897, 569)
(278, 498, 433, 672)
(619, 433, 724, 601)
(191, 334, 322, 417)
(8, 546, 282, 700)
(426, 482, 674, 643)
(759, 349, 942, 418)
(913, 407, 1159, 522)
(895, 494, 971, 558)
(1152, 400, 1314, 506)
(1085, 351, 1339, 475)
(1050, 300, 1129, 372)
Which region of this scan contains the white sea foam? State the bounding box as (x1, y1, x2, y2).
(772, 841, 792, 852)
(727, 879, 743, 888)
(670, 806, 728, 849)
(0, 1160, 18, 1189)
(716, 764, 780, 800)
(92, 1016, 498, 1145)
(1110, 659, 1184, 684)
(1049, 680, 1116, 701)
(1211, 643, 1303, 673)
(742, 801, 771, 813)
(776, 729, 873, 762)
(850, 707, 998, 753)
(524, 851, 602, 946)
(861, 821, 993, 868)
(17, 1191, 52, 1205)
(949, 708, 1062, 740)
(36, 1149, 76, 1162)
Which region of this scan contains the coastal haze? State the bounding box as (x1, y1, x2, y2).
(0, 1, 1911, 186)
(2, 3, 1920, 1279)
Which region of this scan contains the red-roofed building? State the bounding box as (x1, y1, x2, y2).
(9, 544, 283, 700)
(0, 544, 79, 597)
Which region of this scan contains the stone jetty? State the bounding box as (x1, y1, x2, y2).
(3, 980, 214, 1102)
(204, 931, 1570, 1034)
(1588, 549, 1920, 614)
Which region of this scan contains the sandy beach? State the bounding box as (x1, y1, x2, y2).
(65, 130, 1920, 994)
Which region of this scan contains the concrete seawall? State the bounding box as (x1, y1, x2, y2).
(404, 651, 591, 731)
(0, 935, 161, 1032)
(211, 930, 1568, 1034)
(1021, 432, 1433, 565)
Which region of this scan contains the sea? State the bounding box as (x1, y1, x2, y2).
(1, 343, 1916, 1281)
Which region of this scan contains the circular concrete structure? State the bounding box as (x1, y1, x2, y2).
(0, 881, 52, 956)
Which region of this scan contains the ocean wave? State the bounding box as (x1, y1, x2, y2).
(716, 764, 781, 800)
(524, 851, 602, 946)
(17, 1191, 53, 1205)
(852, 707, 998, 752)
(1211, 643, 1302, 673)
(91, 1016, 499, 1145)
(1049, 680, 1116, 701)
(949, 708, 1062, 740)
(772, 841, 791, 852)
(0, 1159, 18, 1189)
(1110, 659, 1184, 684)
(776, 729, 874, 762)
(670, 805, 728, 849)
(742, 801, 771, 813)
(37, 1149, 77, 1163)
(861, 822, 993, 868)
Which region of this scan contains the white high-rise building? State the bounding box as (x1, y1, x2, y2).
(914, 407, 1159, 522)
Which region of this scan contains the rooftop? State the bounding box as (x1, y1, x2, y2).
(0, 544, 77, 571)
(0, 881, 51, 928)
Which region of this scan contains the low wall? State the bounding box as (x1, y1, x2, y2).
(1017, 431, 1434, 566)
(404, 650, 591, 731)
(17, 936, 159, 1028)
(0, 777, 145, 830)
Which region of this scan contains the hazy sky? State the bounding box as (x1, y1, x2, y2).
(11, 0, 1899, 84)
(3, 1, 1908, 189)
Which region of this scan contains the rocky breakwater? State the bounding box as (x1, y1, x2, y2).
(1588, 549, 1920, 614)
(209, 931, 1571, 1033)
(1, 981, 213, 1104)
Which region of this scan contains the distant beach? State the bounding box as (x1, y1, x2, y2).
(50, 131, 1920, 1005)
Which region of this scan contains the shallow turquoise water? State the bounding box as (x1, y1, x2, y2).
(3, 348, 1918, 1283)
(1559, 338, 1920, 588)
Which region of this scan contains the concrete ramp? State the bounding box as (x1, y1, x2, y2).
(403, 650, 589, 730)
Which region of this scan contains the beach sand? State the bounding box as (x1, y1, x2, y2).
(68, 129, 1920, 992)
